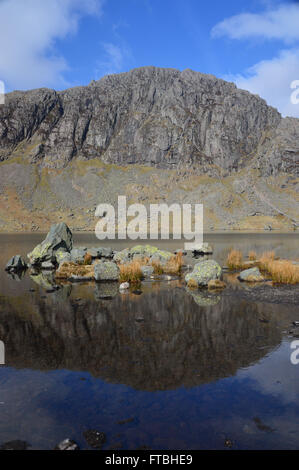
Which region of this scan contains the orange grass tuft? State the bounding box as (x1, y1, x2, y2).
(151, 260, 164, 275)
(164, 252, 183, 275)
(259, 251, 275, 271)
(83, 253, 93, 265)
(262, 259, 299, 284)
(226, 249, 244, 270)
(119, 260, 143, 283)
(248, 250, 257, 261)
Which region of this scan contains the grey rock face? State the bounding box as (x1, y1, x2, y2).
(1, 66, 297, 175)
(185, 259, 222, 286)
(94, 261, 119, 281)
(27, 222, 73, 265)
(5, 255, 27, 272)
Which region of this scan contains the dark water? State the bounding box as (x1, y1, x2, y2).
(0, 233, 298, 450)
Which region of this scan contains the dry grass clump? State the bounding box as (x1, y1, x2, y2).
(259, 251, 275, 271)
(164, 252, 183, 275)
(248, 250, 257, 261)
(262, 259, 299, 284)
(56, 262, 94, 279)
(119, 260, 143, 283)
(151, 260, 164, 275)
(227, 249, 244, 270)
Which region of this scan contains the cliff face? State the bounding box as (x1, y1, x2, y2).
(0, 67, 298, 232)
(0, 66, 298, 175)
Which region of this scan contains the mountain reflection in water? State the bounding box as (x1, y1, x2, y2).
(0, 281, 283, 390)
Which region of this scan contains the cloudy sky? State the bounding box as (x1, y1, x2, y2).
(0, 0, 299, 117)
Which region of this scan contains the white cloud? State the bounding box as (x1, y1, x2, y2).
(95, 42, 131, 77)
(211, 4, 299, 44)
(0, 0, 103, 90)
(230, 49, 299, 117)
(212, 3, 299, 117)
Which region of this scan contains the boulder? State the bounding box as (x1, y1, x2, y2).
(185, 260, 222, 287)
(119, 282, 130, 290)
(97, 247, 113, 258)
(5, 255, 27, 272)
(94, 261, 119, 281)
(86, 247, 99, 258)
(70, 247, 87, 263)
(56, 250, 71, 266)
(238, 267, 264, 282)
(27, 222, 72, 265)
(131, 245, 173, 263)
(149, 250, 173, 266)
(113, 248, 130, 264)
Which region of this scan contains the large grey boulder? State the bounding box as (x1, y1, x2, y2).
(5, 255, 27, 272)
(185, 260, 222, 287)
(94, 261, 119, 281)
(27, 223, 73, 265)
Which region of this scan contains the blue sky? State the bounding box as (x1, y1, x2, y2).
(1, 0, 299, 116)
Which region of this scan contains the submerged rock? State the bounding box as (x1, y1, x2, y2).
(83, 430, 106, 449)
(94, 261, 119, 281)
(185, 259, 222, 287)
(27, 222, 73, 265)
(5, 255, 27, 272)
(54, 439, 79, 451)
(1, 440, 31, 450)
(238, 267, 264, 282)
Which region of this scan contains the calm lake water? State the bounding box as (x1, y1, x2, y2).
(0, 232, 298, 450)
